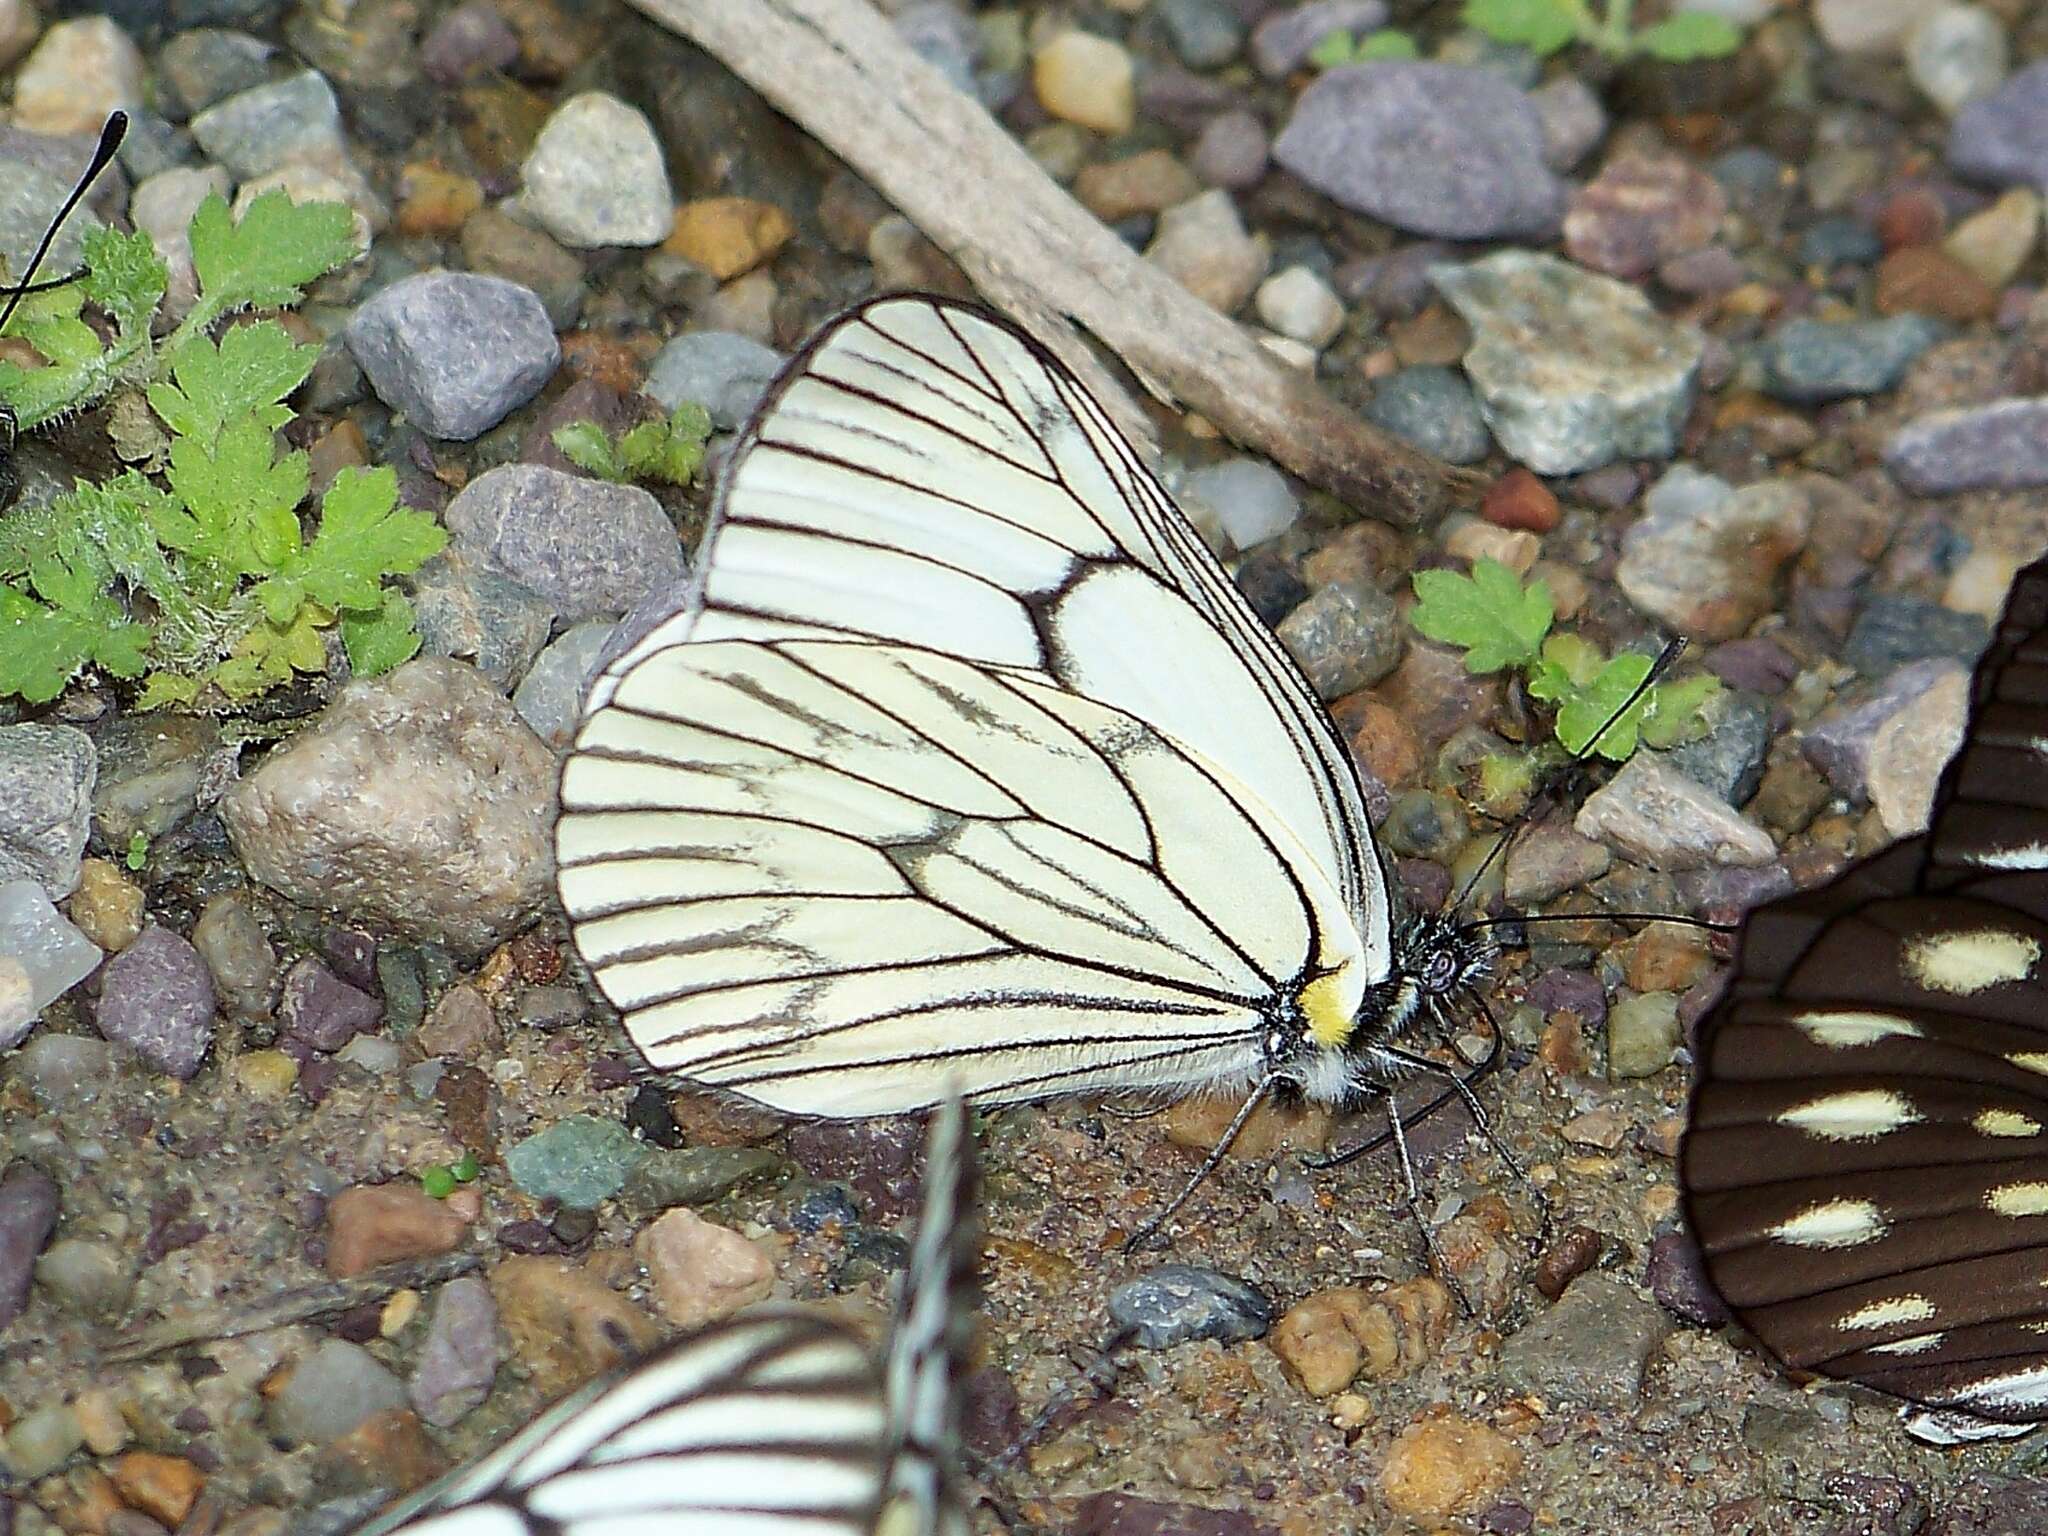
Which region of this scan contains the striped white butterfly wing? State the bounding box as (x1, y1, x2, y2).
(348, 1102, 977, 1535)
(1684, 556, 2048, 1442)
(559, 297, 1389, 1114)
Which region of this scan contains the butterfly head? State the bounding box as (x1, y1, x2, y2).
(1398, 910, 1496, 1003)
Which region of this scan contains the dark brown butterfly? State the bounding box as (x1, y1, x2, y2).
(1684, 555, 2048, 1444)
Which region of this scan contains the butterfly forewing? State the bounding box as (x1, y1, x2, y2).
(1684, 557, 2048, 1436)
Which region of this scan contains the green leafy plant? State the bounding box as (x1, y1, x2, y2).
(124, 829, 148, 871)
(1307, 26, 1421, 67)
(0, 193, 446, 708)
(553, 400, 713, 487)
(1462, 0, 1743, 61)
(1411, 557, 1720, 764)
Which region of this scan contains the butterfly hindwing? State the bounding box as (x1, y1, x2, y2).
(1684, 555, 2048, 1437)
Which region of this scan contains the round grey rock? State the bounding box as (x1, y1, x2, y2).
(1277, 581, 1403, 698)
(445, 463, 685, 623)
(1844, 595, 1992, 677)
(409, 1274, 500, 1427)
(1431, 251, 1703, 475)
(1181, 458, 1299, 552)
(1156, 0, 1244, 69)
(1496, 1272, 1671, 1408)
(1760, 314, 1946, 404)
(267, 1339, 408, 1445)
(1109, 1264, 1274, 1348)
(1363, 364, 1491, 464)
(407, 544, 559, 690)
(1273, 62, 1564, 241)
(1948, 57, 2048, 188)
(1655, 690, 1771, 805)
(346, 272, 560, 440)
(0, 724, 95, 899)
(1886, 399, 2048, 494)
(645, 331, 785, 432)
(188, 70, 342, 180)
(93, 925, 216, 1079)
(520, 90, 673, 249)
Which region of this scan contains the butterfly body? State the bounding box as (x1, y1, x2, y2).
(1684, 556, 2048, 1443)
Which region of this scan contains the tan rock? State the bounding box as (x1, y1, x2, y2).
(1943, 187, 2040, 289)
(67, 858, 144, 952)
(1161, 1093, 1332, 1159)
(1032, 32, 1134, 135)
(324, 1184, 469, 1279)
(634, 1208, 774, 1330)
(12, 17, 142, 135)
(1380, 1413, 1520, 1520)
(111, 1450, 205, 1527)
(1074, 149, 1199, 222)
(491, 1255, 661, 1395)
(1270, 1278, 1453, 1397)
(666, 196, 795, 281)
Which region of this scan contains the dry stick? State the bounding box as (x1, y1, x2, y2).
(625, 0, 1462, 526)
(100, 1250, 482, 1363)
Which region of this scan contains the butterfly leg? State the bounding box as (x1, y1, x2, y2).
(1379, 1043, 1552, 1255)
(1120, 1076, 1279, 1254)
(1381, 1092, 1476, 1317)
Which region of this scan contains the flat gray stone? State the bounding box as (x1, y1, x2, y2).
(444, 463, 685, 623)
(346, 272, 559, 440)
(0, 724, 95, 899)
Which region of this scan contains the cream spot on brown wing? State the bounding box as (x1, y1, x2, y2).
(1790, 1010, 1924, 1048)
(1867, 1332, 1946, 1356)
(1771, 1199, 1888, 1249)
(1987, 1182, 2048, 1218)
(1975, 1108, 2044, 1138)
(1839, 1295, 1937, 1330)
(1903, 929, 2041, 996)
(1775, 1089, 1920, 1142)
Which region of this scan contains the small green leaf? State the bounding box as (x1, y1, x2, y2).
(253, 466, 443, 627)
(1460, 0, 1580, 55)
(451, 1150, 480, 1182)
(136, 671, 203, 711)
(79, 224, 169, 340)
(553, 421, 625, 481)
(1640, 672, 1723, 749)
(616, 420, 670, 478)
(341, 590, 424, 677)
(1410, 558, 1554, 674)
(1354, 28, 1421, 59)
(1555, 652, 1656, 761)
(124, 829, 149, 871)
(163, 419, 310, 579)
(421, 1165, 457, 1199)
(189, 192, 357, 316)
(1477, 751, 1538, 815)
(1634, 10, 1743, 60)
(1306, 27, 1357, 68)
(1528, 631, 1605, 699)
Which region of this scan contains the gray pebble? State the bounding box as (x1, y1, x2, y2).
(1798, 659, 1961, 800)
(520, 91, 673, 250)
(267, 1339, 408, 1445)
(1363, 364, 1492, 464)
(190, 891, 279, 1016)
(1574, 755, 1775, 871)
(1759, 315, 1944, 404)
(623, 1146, 782, 1213)
(513, 619, 616, 750)
(645, 331, 786, 431)
(419, 0, 520, 85)
(0, 1163, 59, 1330)
(90, 713, 218, 849)
(10, 1035, 117, 1108)
(1495, 1272, 1672, 1407)
(1182, 459, 1299, 551)
(1886, 398, 2048, 494)
(93, 925, 216, 1080)
(1844, 595, 1991, 677)
(33, 1237, 132, 1319)
(409, 1275, 501, 1427)
(1109, 1264, 1274, 1348)
(407, 544, 559, 690)
(1608, 992, 1681, 1078)
(1157, 0, 1242, 68)
(1277, 581, 1403, 699)
(1250, 0, 1389, 78)
(0, 724, 95, 899)
(1948, 58, 2048, 190)
(346, 272, 560, 441)
(1655, 691, 1771, 805)
(1529, 75, 1606, 172)
(0, 1402, 81, 1480)
(279, 956, 382, 1053)
(1644, 1229, 1729, 1328)
(505, 1114, 649, 1209)
(1909, 4, 2009, 116)
(0, 880, 101, 1051)
(189, 70, 343, 180)
(1190, 109, 1269, 191)
(157, 29, 279, 119)
(445, 463, 685, 623)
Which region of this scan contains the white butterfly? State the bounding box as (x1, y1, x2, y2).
(555, 296, 1491, 1142)
(346, 1098, 976, 1536)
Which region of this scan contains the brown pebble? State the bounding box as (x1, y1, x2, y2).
(1531, 1225, 1603, 1300)
(1562, 152, 1726, 279)
(416, 983, 496, 1060)
(665, 196, 795, 280)
(1387, 305, 1469, 367)
(1538, 1014, 1592, 1076)
(1876, 246, 1998, 322)
(508, 928, 563, 984)
(490, 1255, 662, 1395)
(68, 859, 146, 952)
(1380, 1413, 1520, 1521)
(312, 1407, 447, 1497)
(1073, 148, 1199, 222)
(323, 1184, 469, 1279)
(307, 418, 370, 502)
(111, 1451, 205, 1527)
(558, 331, 646, 394)
(1436, 1195, 1521, 1319)
(1480, 468, 1560, 533)
(1270, 1278, 1453, 1397)
(1332, 695, 1422, 788)
(1876, 186, 1945, 250)
(633, 1208, 774, 1330)
(666, 1088, 785, 1146)
(1160, 1094, 1332, 1158)
(394, 162, 484, 238)
(1620, 925, 1712, 993)
(1560, 1106, 1631, 1152)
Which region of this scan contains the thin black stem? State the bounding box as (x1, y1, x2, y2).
(0, 111, 127, 336)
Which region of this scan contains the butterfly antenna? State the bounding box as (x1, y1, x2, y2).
(1462, 910, 1739, 940)
(0, 111, 126, 337)
(1120, 1075, 1279, 1254)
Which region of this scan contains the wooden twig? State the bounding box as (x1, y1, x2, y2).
(628, 0, 1461, 526)
(99, 1251, 482, 1363)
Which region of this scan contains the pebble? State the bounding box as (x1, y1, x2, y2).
(1909, 5, 2008, 115)
(518, 91, 671, 249)
(1574, 755, 1776, 870)
(1156, 0, 1242, 70)
(1798, 214, 1884, 268)
(346, 273, 560, 441)
(1849, 597, 1989, 676)
(1182, 459, 1299, 551)
(1659, 690, 1771, 804)
(1075, 150, 1199, 223)
(1032, 31, 1134, 136)
(1503, 824, 1610, 903)
(666, 196, 794, 280)
(11, 1035, 115, 1107)
(1608, 992, 1682, 1078)
(513, 619, 615, 749)
(1875, 246, 1998, 322)
(1616, 468, 1808, 641)
(1070, 1494, 1271, 1536)
(1888, 398, 2048, 493)
(34, 1237, 132, 1318)
(445, 463, 683, 623)
(490, 1255, 661, 1395)
(1563, 153, 1727, 280)
(1145, 190, 1267, 314)
(1, 1403, 82, 1479)
(1944, 187, 2040, 286)
(1362, 365, 1491, 466)
(1758, 314, 1944, 403)
(0, 723, 95, 899)
(408, 1275, 499, 1426)
(1645, 1229, 1730, 1327)
(1529, 76, 1606, 172)
(110, 1452, 203, 1528)
(1268, 1278, 1451, 1395)
(1799, 660, 1957, 801)
(634, 1208, 775, 1329)
(644, 330, 785, 431)
(11, 18, 144, 137)
(420, 0, 520, 83)
(1479, 468, 1560, 534)
(1190, 110, 1268, 191)
(324, 1183, 468, 1278)
(1380, 1415, 1520, 1523)
(622, 1146, 780, 1212)
(505, 1114, 648, 1208)
(1254, 265, 1343, 347)
(1274, 63, 1564, 241)
(92, 714, 219, 850)
(189, 71, 343, 180)
(0, 881, 101, 1050)
(409, 545, 559, 690)
(279, 957, 382, 1053)
(1108, 1265, 1273, 1348)
(190, 891, 278, 1015)
(1277, 582, 1402, 698)
(157, 30, 276, 117)
(0, 1163, 59, 1330)
(1430, 251, 1702, 475)
(1949, 60, 2048, 191)
(1868, 663, 1970, 837)
(235, 1048, 298, 1099)
(1496, 1272, 1672, 1407)
(222, 658, 557, 954)
(93, 925, 215, 1079)
(267, 1340, 408, 1446)
(64, 860, 141, 954)
(1815, 0, 1921, 54)
(1248, 0, 1388, 78)
(461, 206, 587, 330)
